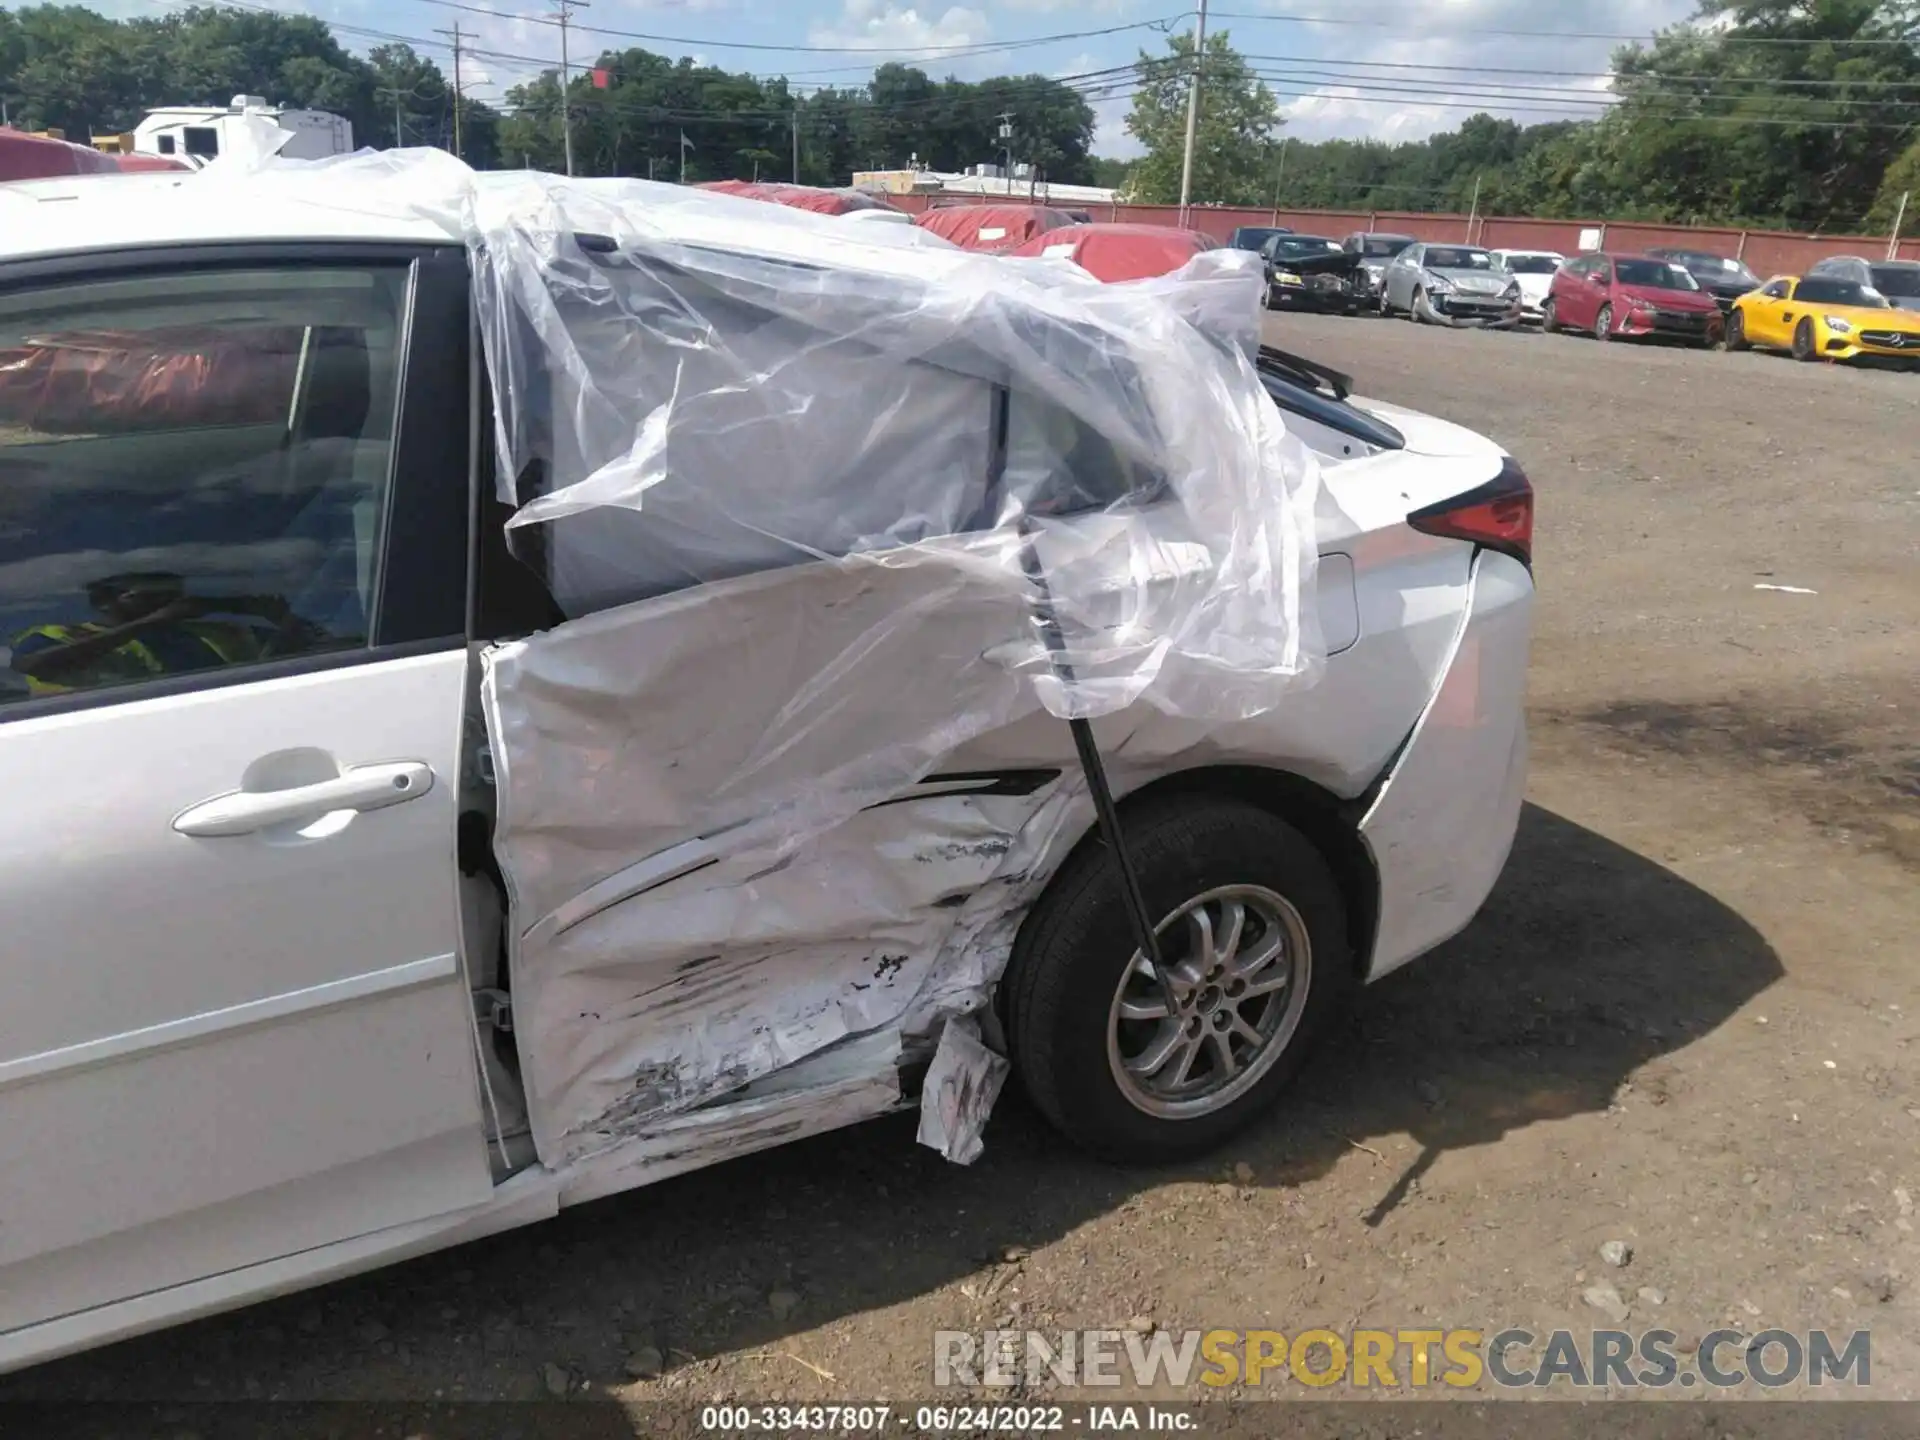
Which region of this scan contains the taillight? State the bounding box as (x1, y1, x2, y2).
(1407, 457, 1533, 568)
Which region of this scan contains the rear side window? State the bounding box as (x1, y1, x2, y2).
(0, 264, 409, 708)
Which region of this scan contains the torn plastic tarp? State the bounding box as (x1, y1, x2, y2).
(178, 153, 1322, 1173)
(917, 1015, 1011, 1165)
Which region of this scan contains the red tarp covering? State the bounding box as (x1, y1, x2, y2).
(1006, 222, 1218, 282)
(0, 130, 187, 181)
(0, 328, 304, 435)
(695, 179, 901, 216)
(0, 130, 123, 181)
(912, 203, 1076, 252)
(115, 152, 190, 173)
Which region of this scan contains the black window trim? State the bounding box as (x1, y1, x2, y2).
(0, 239, 472, 727)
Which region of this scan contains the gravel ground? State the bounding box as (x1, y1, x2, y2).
(6, 310, 1917, 1423)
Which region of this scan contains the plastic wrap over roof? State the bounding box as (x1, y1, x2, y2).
(1008, 222, 1218, 282)
(695, 179, 899, 215)
(914, 203, 1078, 252)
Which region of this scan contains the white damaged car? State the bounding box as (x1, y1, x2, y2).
(1491, 248, 1567, 324)
(0, 157, 1533, 1371)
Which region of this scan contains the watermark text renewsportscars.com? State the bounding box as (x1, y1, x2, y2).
(933, 1327, 1872, 1391)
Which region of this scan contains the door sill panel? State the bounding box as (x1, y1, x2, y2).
(0, 1171, 558, 1376)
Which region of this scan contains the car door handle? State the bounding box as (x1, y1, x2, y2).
(173, 761, 434, 837)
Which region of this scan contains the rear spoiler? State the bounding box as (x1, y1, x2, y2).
(1256, 344, 1354, 402)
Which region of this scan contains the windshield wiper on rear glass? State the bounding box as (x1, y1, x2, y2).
(1256, 345, 1353, 402)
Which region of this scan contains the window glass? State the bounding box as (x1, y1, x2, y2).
(1793, 276, 1884, 307)
(1868, 264, 1920, 298)
(0, 264, 409, 708)
(1762, 279, 1791, 299)
(183, 126, 219, 158)
(1613, 259, 1699, 290)
(1421, 247, 1494, 271)
(156, 134, 176, 155)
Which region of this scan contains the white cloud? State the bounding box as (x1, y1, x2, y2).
(807, 0, 992, 57)
(1055, 49, 1136, 158)
(992, 0, 1132, 12)
(1242, 0, 1696, 141)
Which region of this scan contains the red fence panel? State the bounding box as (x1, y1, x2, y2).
(851, 190, 1920, 269)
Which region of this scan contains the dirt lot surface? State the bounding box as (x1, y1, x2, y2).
(7, 311, 1916, 1425)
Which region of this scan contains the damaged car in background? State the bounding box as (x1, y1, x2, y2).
(1379, 242, 1524, 327)
(1260, 232, 1363, 314)
(0, 150, 1534, 1372)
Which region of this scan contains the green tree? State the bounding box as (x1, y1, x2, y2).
(1125, 30, 1282, 205)
(1867, 132, 1920, 226)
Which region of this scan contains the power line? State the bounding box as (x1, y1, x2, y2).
(1210, 7, 1920, 46)
(383, 0, 1193, 58)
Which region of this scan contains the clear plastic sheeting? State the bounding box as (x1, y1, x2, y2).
(462, 169, 1320, 720)
(163, 152, 1323, 1175)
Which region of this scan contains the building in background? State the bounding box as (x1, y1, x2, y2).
(129, 96, 353, 167)
(854, 162, 1115, 209)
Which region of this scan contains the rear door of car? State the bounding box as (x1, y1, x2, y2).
(0, 243, 493, 1336)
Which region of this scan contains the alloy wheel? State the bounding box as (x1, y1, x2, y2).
(1105, 885, 1313, 1121)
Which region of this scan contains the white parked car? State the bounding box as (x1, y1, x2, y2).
(1490, 248, 1567, 322)
(0, 171, 1533, 1372)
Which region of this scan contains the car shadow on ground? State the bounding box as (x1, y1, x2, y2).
(4, 804, 1783, 1405)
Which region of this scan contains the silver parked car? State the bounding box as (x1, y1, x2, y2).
(1804, 254, 1920, 312)
(1379, 242, 1523, 327)
(1340, 231, 1417, 303)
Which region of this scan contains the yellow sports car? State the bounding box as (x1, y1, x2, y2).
(1726, 273, 1920, 362)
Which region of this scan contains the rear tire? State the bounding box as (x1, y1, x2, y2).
(1411, 287, 1429, 323)
(1792, 317, 1817, 361)
(1002, 796, 1354, 1164)
(1541, 297, 1560, 334)
(1725, 309, 1748, 351)
(1595, 303, 1614, 341)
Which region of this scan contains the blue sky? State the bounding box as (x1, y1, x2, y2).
(107, 0, 1704, 153)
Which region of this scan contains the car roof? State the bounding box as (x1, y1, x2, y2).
(0, 170, 457, 263)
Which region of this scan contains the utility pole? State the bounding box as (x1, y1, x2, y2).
(436, 23, 466, 159)
(997, 111, 1014, 197)
(1177, 0, 1208, 225)
(1888, 190, 1909, 261)
(1465, 173, 1482, 244)
(377, 86, 407, 148)
(553, 0, 589, 176)
(1269, 136, 1290, 224)
(791, 101, 800, 183)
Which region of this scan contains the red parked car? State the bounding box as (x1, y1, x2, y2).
(1005, 222, 1215, 283)
(1542, 251, 1723, 347)
(914, 202, 1076, 252)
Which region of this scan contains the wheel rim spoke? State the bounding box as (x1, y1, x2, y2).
(1187, 904, 1217, 974)
(1227, 928, 1285, 981)
(1166, 1034, 1203, 1089)
(1227, 1012, 1266, 1048)
(1214, 901, 1246, 971)
(1118, 995, 1171, 1022)
(1204, 1026, 1240, 1080)
(1126, 1020, 1186, 1078)
(1238, 967, 1292, 1000)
